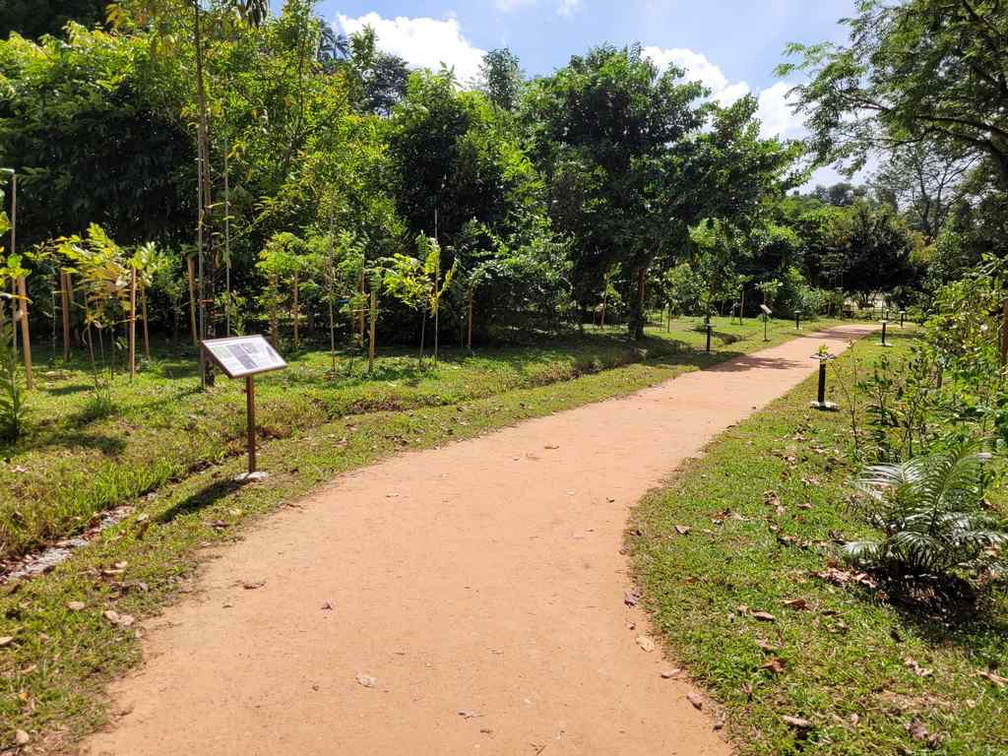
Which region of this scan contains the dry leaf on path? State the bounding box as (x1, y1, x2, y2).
(660, 668, 682, 679)
(977, 669, 1008, 688)
(242, 580, 266, 590)
(636, 635, 655, 653)
(686, 692, 703, 710)
(624, 587, 642, 607)
(355, 674, 377, 688)
(457, 709, 481, 719)
(905, 656, 933, 677)
(15, 729, 29, 745)
(761, 658, 786, 674)
(906, 718, 929, 741)
(674, 525, 691, 536)
(783, 598, 809, 610)
(67, 601, 86, 611)
(0, 636, 13, 647)
(751, 611, 776, 622)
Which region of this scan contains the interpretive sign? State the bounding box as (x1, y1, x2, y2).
(200, 335, 287, 476)
(201, 335, 286, 378)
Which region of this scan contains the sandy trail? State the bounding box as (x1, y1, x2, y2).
(84, 325, 871, 756)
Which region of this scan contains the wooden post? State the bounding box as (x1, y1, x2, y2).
(1002, 299, 1008, 365)
(16, 276, 32, 390)
(368, 289, 376, 373)
(245, 375, 256, 474)
(357, 269, 365, 346)
(60, 270, 71, 360)
(141, 284, 151, 360)
(466, 291, 473, 351)
(128, 267, 137, 378)
(292, 271, 299, 349)
(187, 257, 198, 347)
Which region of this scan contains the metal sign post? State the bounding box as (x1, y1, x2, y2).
(760, 304, 773, 342)
(200, 335, 287, 480)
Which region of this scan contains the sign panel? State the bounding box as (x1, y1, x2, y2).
(201, 335, 287, 378)
(759, 304, 773, 316)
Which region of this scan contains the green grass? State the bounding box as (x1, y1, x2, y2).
(0, 315, 829, 561)
(631, 327, 1008, 756)
(0, 315, 842, 753)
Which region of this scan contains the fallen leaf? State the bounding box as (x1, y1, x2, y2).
(103, 610, 120, 624)
(741, 682, 753, 699)
(797, 502, 813, 510)
(660, 668, 682, 679)
(623, 587, 642, 607)
(544, 444, 559, 450)
(905, 656, 933, 677)
(674, 524, 691, 536)
(849, 713, 859, 727)
(713, 710, 726, 731)
(355, 674, 378, 688)
(67, 601, 86, 612)
(782, 715, 812, 730)
(15, 729, 29, 745)
(755, 638, 777, 652)
(906, 718, 929, 741)
(636, 635, 655, 653)
(686, 692, 703, 710)
(0, 636, 13, 647)
(242, 580, 266, 590)
(783, 598, 809, 611)
(751, 611, 776, 623)
(321, 602, 334, 611)
(457, 709, 481, 719)
(761, 658, 786, 675)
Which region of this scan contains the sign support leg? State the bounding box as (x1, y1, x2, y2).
(246, 375, 256, 474)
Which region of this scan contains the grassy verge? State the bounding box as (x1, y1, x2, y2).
(0, 316, 832, 561)
(0, 316, 841, 752)
(631, 327, 1008, 755)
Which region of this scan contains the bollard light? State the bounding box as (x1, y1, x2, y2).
(880, 319, 892, 347)
(809, 350, 838, 411)
(795, 309, 801, 330)
(705, 322, 713, 353)
(899, 309, 906, 328)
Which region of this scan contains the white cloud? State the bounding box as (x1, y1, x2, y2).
(557, 0, 582, 17)
(336, 13, 486, 85)
(496, 0, 536, 11)
(755, 81, 804, 140)
(642, 46, 750, 106)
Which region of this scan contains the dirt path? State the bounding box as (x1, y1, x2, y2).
(84, 325, 872, 756)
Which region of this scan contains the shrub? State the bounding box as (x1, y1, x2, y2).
(844, 443, 1008, 582)
(0, 313, 26, 441)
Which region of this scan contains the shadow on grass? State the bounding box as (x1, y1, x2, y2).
(157, 478, 245, 524)
(42, 382, 93, 396)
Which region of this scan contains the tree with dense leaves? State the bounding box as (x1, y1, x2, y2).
(480, 48, 523, 112)
(780, 0, 1008, 186)
(0, 0, 108, 40)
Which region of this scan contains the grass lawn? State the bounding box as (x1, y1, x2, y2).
(631, 326, 1008, 755)
(0, 315, 841, 752)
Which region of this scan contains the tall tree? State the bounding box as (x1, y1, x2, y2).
(480, 48, 523, 112)
(780, 0, 1008, 186)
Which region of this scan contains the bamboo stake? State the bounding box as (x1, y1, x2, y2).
(467, 290, 473, 351)
(187, 257, 198, 346)
(61, 271, 71, 359)
(357, 268, 365, 346)
(368, 289, 376, 373)
(292, 271, 299, 349)
(16, 276, 33, 389)
(128, 267, 137, 379)
(141, 284, 151, 360)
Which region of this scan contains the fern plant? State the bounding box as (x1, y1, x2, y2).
(844, 443, 1008, 580)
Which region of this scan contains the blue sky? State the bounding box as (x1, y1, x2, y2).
(296, 0, 862, 183)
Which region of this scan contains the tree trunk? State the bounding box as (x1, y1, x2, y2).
(269, 275, 279, 347)
(187, 257, 198, 346)
(16, 276, 32, 390)
(128, 267, 137, 379)
(628, 267, 647, 341)
(418, 312, 426, 367)
(357, 269, 365, 346)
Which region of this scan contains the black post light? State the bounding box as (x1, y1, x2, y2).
(705, 322, 713, 353)
(810, 349, 838, 411)
(880, 319, 892, 347)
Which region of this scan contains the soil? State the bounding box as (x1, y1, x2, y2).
(83, 325, 871, 756)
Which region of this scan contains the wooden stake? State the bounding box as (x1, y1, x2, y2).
(128, 267, 137, 378)
(292, 271, 299, 349)
(16, 276, 33, 389)
(141, 284, 151, 360)
(357, 269, 365, 346)
(60, 271, 71, 359)
(368, 289, 376, 373)
(467, 290, 473, 351)
(187, 257, 198, 347)
(1002, 298, 1008, 365)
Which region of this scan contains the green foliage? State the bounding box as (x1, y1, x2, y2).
(845, 443, 1008, 581)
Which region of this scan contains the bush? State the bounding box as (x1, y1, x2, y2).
(0, 312, 26, 442)
(843, 443, 1008, 583)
